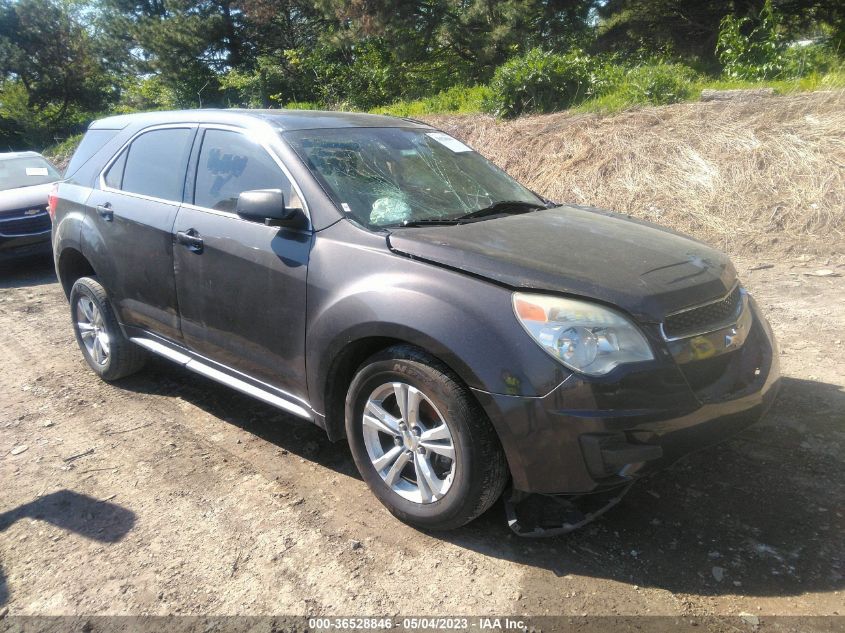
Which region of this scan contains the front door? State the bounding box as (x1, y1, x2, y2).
(172, 126, 312, 402)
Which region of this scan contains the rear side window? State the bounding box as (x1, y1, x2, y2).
(65, 129, 119, 178)
(103, 149, 127, 189)
(194, 129, 292, 212)
(121, 128, 193, 201)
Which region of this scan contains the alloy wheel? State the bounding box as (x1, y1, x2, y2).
(362, 382, 456, 504)
(76, 296, 110, 366)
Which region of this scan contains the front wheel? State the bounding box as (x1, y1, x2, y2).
(345, 345, 508, 530)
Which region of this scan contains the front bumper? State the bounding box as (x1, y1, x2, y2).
(0, 232, 52, 261)
(474, 296, 780, 494)
(0, 207, 52, 261)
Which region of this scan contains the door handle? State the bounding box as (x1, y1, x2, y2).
(176, 229, 204, 253)
(96, 203, 113, 221)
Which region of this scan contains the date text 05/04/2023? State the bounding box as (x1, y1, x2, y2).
(307, 617, 528, 631)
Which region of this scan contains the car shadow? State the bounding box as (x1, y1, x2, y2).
(0, 489, 136, 607)
(116, 361, 843, 599)
(0, 253, 56, 289)
(117, 356, 359, 480)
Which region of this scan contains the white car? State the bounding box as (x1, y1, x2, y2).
(0, 151, 60, 261)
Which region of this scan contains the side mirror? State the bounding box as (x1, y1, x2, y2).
(236, 189, 306, 228)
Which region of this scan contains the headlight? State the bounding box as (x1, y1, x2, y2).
(513, 293, 654, 376)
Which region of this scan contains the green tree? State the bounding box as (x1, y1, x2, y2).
(223, 0, 326, 106)
(0, 0, 115, 148)
(595, 0, 845, 68)
(97, 0, 239, 107)
(313, 0, 596, 95)
(595, 0, 769, 69)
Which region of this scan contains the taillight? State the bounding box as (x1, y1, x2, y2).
(47, 183, 59, 221)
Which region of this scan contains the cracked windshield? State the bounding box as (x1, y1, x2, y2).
(285, 127, 543, 228)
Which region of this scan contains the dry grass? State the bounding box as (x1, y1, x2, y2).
(424, 90, 845, 256)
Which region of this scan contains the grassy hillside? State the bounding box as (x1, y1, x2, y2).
(424, 90, 845, 256)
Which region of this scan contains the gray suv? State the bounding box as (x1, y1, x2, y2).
(52, 110, 779, 531)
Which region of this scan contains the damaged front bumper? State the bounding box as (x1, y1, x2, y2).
(474, 294, 780, 497)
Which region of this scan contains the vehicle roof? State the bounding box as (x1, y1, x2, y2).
(0, 151, 45, 161)
(89, 109, 433, 132)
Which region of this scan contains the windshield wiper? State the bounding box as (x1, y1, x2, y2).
(383, 218, 463, 229)
(454, 200, 545, 222)
(383, 200, 546, 229)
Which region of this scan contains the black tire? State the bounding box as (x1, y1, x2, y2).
(345, 345, 508, 530)
(69, 276, 146, 381)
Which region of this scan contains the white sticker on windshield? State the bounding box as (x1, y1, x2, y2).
(26, 167, 49, 176)
(426, 132, 472, 153)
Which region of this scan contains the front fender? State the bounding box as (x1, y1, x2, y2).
(305, 221, 568, 416)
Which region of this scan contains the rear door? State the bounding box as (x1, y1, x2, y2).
(172, 125, 312, 401)
(84, 125, 197, 341)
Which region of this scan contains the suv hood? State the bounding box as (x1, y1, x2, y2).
(0, 182, 54, 215)
(386, 205, 736, 323)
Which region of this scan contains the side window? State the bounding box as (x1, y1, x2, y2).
(103, 149, 127, 189)
(194, 129, 293, 213)
(121, 128, 193, 201)
(66, 129, 119, 178)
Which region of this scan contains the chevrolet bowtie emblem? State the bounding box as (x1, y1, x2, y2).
(24, 208, 41, 216)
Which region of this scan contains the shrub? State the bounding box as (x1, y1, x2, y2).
(616, 63, 698, 105)
(116, 75, 178, 113)
(371, 85, 492, 117)
(483, 48, 596, 118)
(283, 101, 320, 110)
(589, 55, 627, 96)
(783, 42, 840, 78)
(43, 133, 83, 167)
(717, 1, 789, 80)
(576, 59, 699, 113)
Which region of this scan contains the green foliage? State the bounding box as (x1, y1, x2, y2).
(283, 101, 320, 110)
(219, 57, 291, 108)
(717, 2, 840, 82)
(717, 1, 789, 81)
(0, 0, 116, 148)
(692, 66, 845, 95)
(43, 133, 83, 165)
(371, 86, 492, 117)
(483, 48, 599, 118)
(114, 76, 178, 113)
(579, 62, 697, 112)
(316, 0, 596, 86)
(1, 0, 844, 147)
(782, 42, 841, 77)
(611, 62, 698, 105)
(483, 48, 698, 118)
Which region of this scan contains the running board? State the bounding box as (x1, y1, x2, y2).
(130, 337, 313, 421)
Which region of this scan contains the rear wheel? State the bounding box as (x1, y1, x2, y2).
(70, 276, 146, 381)
(345, 345, 508, 530)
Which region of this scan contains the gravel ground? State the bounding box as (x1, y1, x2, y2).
(0, 252, 843, 621)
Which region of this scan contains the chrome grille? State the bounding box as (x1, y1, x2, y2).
(0, 207, 51, 236)
(663, 285, 742, 340)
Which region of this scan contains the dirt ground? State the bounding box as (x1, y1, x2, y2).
(0, 250, 843, 621)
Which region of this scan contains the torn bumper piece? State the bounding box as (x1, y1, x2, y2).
(504, 485, 634, 538)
